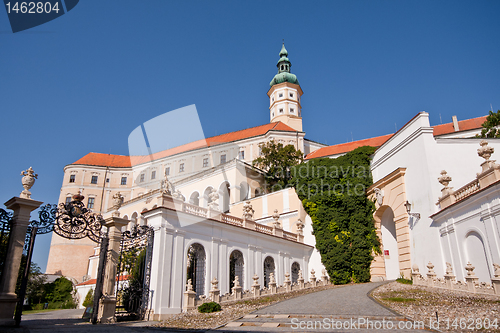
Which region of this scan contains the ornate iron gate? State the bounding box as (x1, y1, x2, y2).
(0, 208, 13, 282)
(115, 225, 154, 321)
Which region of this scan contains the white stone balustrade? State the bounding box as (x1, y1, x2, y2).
(412, 262, 500, 296)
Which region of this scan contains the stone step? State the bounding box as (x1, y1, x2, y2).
(215, 314, 435, 332)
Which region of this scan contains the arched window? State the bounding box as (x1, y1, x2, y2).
(187, 243, 206, 297)
(263, 256, 275, 288)
(229, 250, 244, 290)
(291, 262, 300, 284)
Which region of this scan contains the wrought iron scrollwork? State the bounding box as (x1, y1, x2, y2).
(30, 203, 57, 234)
(54, 193, 104, 243)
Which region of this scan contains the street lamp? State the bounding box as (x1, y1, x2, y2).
(404, 200, 421, 219)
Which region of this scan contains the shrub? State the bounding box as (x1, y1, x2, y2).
(198, 302, 221, 313)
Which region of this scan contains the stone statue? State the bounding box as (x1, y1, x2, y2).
(160, 172, 174, 195)
(373, 188, 384, 206)
(295, 219, 304, 235)
(493, 263, 500, 278)
(478, 140, 494, 161)
(208, 189, 219, 211)
(445, 262, 453, 275)
(242, 200, 254, 220)
(172, 189, 185, 202)
(272, 209, 281, 228)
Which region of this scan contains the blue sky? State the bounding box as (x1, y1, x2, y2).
(1, 0, 499, 272)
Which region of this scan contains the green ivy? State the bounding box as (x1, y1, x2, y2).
(198, 301, 221, 313)
(291, 146, 381, 284)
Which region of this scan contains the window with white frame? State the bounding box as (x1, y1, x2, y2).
(220, 154, 226, 164)
(151, 170, 156, 180)
(179, 163, 185, 172)
(91, 176, 98, 184)
(140, 174, 145, 182)
(203, 158, 209, 168)
(69, 174, 75, 183)
(165, 167, 170, 176)
(88, 197, 95, 209)
(121, 177, 127, 185)
(238, 151, 245, 160)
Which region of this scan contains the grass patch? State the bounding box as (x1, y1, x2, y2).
(22, 308, 63, 314)
(396, 277, 412, 285)
(382, 297, 416, 303)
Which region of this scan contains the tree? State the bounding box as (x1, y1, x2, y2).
(291, 146, 381, 284)
(82, 288, 94, 308)
(479, 110, 500, 138)
(252, 140, 303, 193)
(26, 263, 47, 305)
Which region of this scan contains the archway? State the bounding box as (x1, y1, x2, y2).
(219, 182, 230, 213)
(263, 256, 275, 288)
(203, 186, 214, 208)
(465, 231, 491, 281)
(239, 182, 249, 201)
(381, 207, 399, 280)
(229, 250, 244, 290)
(189, 192, 200, 206)
(186, 243, 206, 296)
(291, 262, 300, 284)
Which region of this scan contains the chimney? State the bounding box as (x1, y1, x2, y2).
(452, 115, 460, 132)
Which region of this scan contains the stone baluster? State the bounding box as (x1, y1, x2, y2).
(251, 274, 260, 298)
(269, 273, 277, 294)
(465, 262, 479, 293)
(284, 272, 291, 292)
(491, 263, 500, 295)
(232, 276, 242, 299)
(272, 209, 283, 237)
(444, 262, 456, 290)
(321, 269, 329, 285)
(426, 262, 436, 287)
(183, 279, 196, 311)
(209, 277, 220, 303)
(310, 269, 317, 287)
(411, 264, 421, 286)
(298, 270, 305, 289)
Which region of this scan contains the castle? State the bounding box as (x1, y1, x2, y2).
(46, 44, 500, 312)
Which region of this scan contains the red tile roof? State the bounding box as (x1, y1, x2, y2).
(72, 122, 298, 168)
(432, 116, 486, 136)
(76, 275, 129, 286)
(305, 134, 394, 160)
(305, 115, 487, 160)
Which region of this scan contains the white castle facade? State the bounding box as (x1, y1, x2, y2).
(45, 45, 500, 313)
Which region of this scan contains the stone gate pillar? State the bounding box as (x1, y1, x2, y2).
(98, 215, 128, 323)
(0, 197, 41, 326)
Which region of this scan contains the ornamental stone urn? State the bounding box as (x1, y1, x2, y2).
(20, 167, 38, 199)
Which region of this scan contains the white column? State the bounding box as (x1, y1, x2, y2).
(219, 240, 228, 294)
(170, 230, 185, 313)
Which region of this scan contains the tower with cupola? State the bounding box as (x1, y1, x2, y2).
(267, 43, 303, 132)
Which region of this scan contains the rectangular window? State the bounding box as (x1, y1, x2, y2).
(121, 177, 127, 185)
(279, 93, 283, 98)
(165, 167, 170, 176)
(203, 158, 209, 168)
(91, 176, 98, 184)
(290, 93, 294, 98)
(69, 175, 75, 183)
(179, 163, 185, 172)
(106, 178, 110, 183)
(151, 170, 156, 179)
(290, 108, 294, 113)
(140, 174, 145, 182)
(88, 197, 95, 209)
(65, 196, 72, 204)
(238, 151, 245, 160)
(220, 154, 226, 164)
(279, 108, 283, 113)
